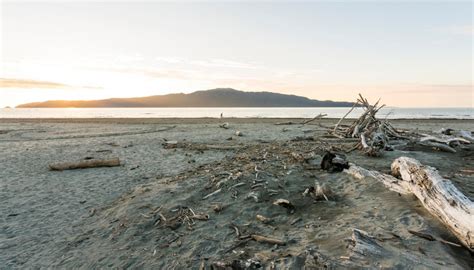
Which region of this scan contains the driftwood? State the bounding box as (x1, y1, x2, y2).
(202, 188, 222, 200)
(332, 94, 388, 139)
(459, 130, 474, 142)
(301, 113, 327, 125)
(331, 94, 472, 155)
(303, 179, 334, 201)
(49, 158, 120, 171)
(273, 199, 295, 213)
(256, 214, 272, 224)
(414, 134, 471, 153)
(331, 94, 401, 156)
(321, 152, 349, 172)
(333, 101, 358, 134)
(219, 123, 229, 129)
(346, 157, 473, 251)
(391, 157, 474, 251)
(251, 234, 285, 245)
(347, 229, 462, 269)
(408, 229, 462, 247)
(274, 121, 295, 125)
(345, 164, 410, 195)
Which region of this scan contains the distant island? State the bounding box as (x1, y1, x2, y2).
(16, 88, 354, 108)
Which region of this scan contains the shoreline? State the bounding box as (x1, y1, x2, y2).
(1, 117, 473, 124)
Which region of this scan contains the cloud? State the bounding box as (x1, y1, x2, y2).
(386, 84, 473, 94)
(0, 78, 102, 89)
(440, 25, 473, 36)
(155, 56, 263, 69)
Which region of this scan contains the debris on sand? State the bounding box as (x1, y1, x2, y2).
(321, 151, 349, 172)
(41, 115, 473, 269)
(49, 157, 120, 171)
(273, 199, 295, 213)
(303, 179, 335, 201)
(219, 123, 229, 129)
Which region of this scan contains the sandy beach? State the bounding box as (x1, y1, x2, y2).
(1, 118, 473, 268)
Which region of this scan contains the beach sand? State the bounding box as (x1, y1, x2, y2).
(0, 118, 473, 268)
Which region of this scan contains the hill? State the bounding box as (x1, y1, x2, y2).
(16, 88, 354, 108)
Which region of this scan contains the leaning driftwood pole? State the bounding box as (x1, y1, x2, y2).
(391, 157, 473, 251)
(301, 113, 327, 125)
(49, 158, 121, 171)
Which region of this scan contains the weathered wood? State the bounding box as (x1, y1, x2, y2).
(418, 140, 457, 153)
(251, 234, 285, 245)
(333, 101, 358, 134)
(347, 158, 473, 251)
(344, 164, 410, 195)
(49, 158, 120, 171)
(301, 113, 327, 125)
(459, 130, 474, 143)
(391, 157, 474, 251)
(347, 229, 462, 269)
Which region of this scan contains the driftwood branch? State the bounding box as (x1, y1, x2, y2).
(391, 157, 474, 251)
(347, 229, 461, 268)
(49, 158, 120, 171)
(251, 234, 285, 245)
(301, 113, 327, 125)
(333, 101, 358, 134)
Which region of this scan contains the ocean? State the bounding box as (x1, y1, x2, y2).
(0, 107, 472, 119)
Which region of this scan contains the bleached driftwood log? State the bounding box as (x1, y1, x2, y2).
(416, 135, 471, 153)
(347, 229, 463, 269)
(459, 130, 474, 143)
(391, 157, 474, 251)
(347, 157, 473, 251)
(345, 164, 410, 195)
(49, 158, 120, 171)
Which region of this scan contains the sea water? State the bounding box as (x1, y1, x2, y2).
(0, 107, 472, 119)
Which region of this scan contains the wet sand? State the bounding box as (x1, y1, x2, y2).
(0, 118, 473, 268)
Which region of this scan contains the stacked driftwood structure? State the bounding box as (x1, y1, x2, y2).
(331, 94, 473, 156)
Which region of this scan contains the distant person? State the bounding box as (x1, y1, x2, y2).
(220, 112, 223, 118)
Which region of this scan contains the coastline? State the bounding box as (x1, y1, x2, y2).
(1, 118, 473, 268)
(1, 117, 473, 124)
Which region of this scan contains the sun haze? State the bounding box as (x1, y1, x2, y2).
(1, 1, 472, 108)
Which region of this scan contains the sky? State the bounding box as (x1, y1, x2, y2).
(0, 1, 472, 108)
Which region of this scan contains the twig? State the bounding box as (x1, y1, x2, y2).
(251, 234, 285, 245)
(301, 113, 327, 125)
(203, 188, 222, 200)
(333, 101, 359, 134)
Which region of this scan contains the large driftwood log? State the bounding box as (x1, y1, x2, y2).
(346, 157, 473, 251)
(391, 157, 474, 251)
(345, 164, 410, 195)
(347, 229, 463, 269)
(49, 158, 121, 171)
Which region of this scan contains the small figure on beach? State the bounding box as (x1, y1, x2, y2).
(220, 112, 223, 118)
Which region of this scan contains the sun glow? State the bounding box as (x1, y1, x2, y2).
(1, 2, 472, 108)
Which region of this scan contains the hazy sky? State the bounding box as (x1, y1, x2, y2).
(1, 1, 472, 107)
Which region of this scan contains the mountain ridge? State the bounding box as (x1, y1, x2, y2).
(16, 88, 355, 108)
